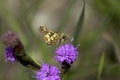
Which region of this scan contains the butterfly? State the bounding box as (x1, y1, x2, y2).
(39, 26, 69, 46)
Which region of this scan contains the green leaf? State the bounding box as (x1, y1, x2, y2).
(73, 0, 85, 45)
(97, 52, 105, 80)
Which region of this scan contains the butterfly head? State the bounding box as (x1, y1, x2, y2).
(61, 33, 69, 42)
(39, 26, 48, 35)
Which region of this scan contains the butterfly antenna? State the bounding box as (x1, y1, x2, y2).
(76, 43, 80, 48)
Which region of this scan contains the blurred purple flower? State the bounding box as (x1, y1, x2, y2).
(36, 63, 60, 80)
(2, 30, 19, 62)
(2, 30, 41, 70)
(5, 46, 16, 62)
(2, 30, 19, 48)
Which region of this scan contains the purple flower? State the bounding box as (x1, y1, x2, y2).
(36, 63, 60, 80)
(5, 46, 16, 62)
(55, 43, 79, 72)
(55, 43, 78, 65)
(2, 30, 19, 62)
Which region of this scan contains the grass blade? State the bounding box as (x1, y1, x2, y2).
(97, 52, 105, 80)
(73, 0, 85, 45)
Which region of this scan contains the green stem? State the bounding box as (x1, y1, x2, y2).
(61, 71, 69, 80)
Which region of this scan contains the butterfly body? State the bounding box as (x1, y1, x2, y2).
(39, 26, 69, 46)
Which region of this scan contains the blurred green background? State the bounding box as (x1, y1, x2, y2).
(0, 0, 120, 80)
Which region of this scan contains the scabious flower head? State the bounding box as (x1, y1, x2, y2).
(55, 43, 79, 72)
(36, 63, 60, 80)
